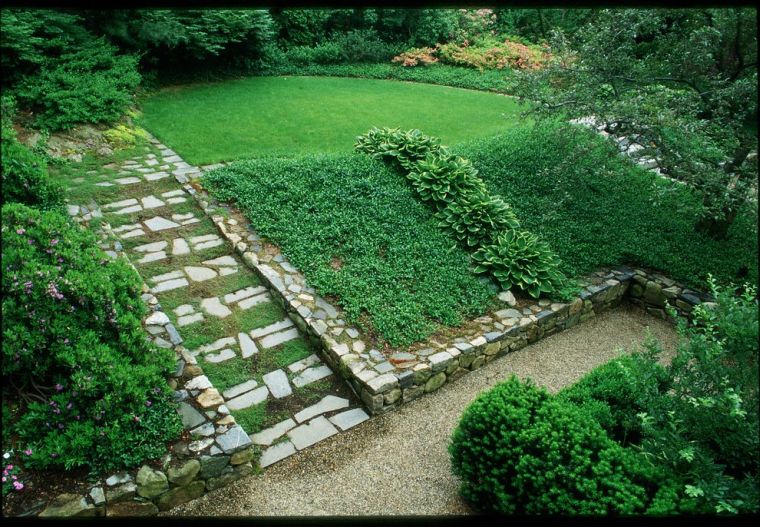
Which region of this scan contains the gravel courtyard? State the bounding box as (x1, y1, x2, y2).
(163, 304, 679, 517)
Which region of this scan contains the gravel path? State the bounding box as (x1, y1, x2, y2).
(163, 304, 679, 517)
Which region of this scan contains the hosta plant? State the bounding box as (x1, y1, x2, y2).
(354, 127, 441, 170)
(436, 190, 520, 247)
(407, 151, 486, 208)
(473, 229, 564, 297)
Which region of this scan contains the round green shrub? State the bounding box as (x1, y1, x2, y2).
(0, 124, 63, 211)
(449, 375, 651, 514)
(1, 203, 181, 472)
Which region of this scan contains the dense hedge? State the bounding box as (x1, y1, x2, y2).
(449, 375, 658, 514)
(2, 204, 182, 472)
(203, 153, 494, 347)
(455, 122, 758, 289)
(257, 62, 516, 94)
(355, 127, 567, 298)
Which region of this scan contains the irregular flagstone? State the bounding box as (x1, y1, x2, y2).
(115, 176, 141, 184)
(141, 196, 165, 209)
(292, 365, 333, 388)
(249, 418, 296, 446)
(328, 408, 370, 431)
(197, 337, 236, 354)
(259, 440, 296, 468)
(144, 216, 181, 232)
(250, 318, 294, 339)
(216, 425, 252, 454)
(238, 332, 258, 358)
(174, 304, 195, 316)
(259, 327, 299, 349)
(113, 223, 142, 233)
(152, 278, 188, 293)
(205, 348, 236, 363)
(173, 212, 195, 221)
(172, 238, 191, 255)
(103, 198, 138, 210)
(293, 395, 349, 423)
(237, 293, 269, 310)
(138, 251, 166, 264)
(145, 171, 170, 181)
(262, 369, 292, 399)
(194, 239, 224, 251)
(167, 197, 187, 204)
(162, 189, 186, 198)
(218, 266, 238, 276)
(200, 297, 232, 318)
(224, 286, 266, 304)
(150, 270, 184, 283)
(178, 313, 204, 326)
(185, 375, 212, 391)
(287, 354, 321, 373)
(286, 416, 338, 450)
(185, 266, 218, 282)
(226, 386, 269, 411)
(145, 311, 170, 326)
(134, 240, 168, 253)
(203, 255, 237, 267)
(113, 204, 143, 215)
(222, 380, 259, 400)
(189, 234, 219, 244)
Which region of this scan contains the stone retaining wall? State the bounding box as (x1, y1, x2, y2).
(190, 181, 712, 417)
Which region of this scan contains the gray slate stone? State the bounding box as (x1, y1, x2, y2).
(286, 416, 338, 450)
(178, 402, 206, 429)
(217, 425, 253, 454)
(328, 408, 370, 431)
(293, 395, 349, 423)
(259, 440, 296, 468)
(262, 369, 292, 399)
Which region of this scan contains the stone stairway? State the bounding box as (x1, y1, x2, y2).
(67, 138, 369, 469)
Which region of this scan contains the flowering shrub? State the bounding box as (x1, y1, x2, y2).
(393, 37, 550, 71)
(1, 449, 32, 496)
(391, 47, 438, 67)
(1, 204, 182, 472)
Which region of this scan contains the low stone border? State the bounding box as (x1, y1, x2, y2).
(184, 169, 713, 417)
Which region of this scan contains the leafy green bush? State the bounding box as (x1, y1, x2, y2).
(1, 204, 182, 472)
(15, 38, 140, 131)
(558, 352, 669, 445)
(449, 375, 653, 514)
(203, 153, 494, 347)
(355, 127, 566, 298)
(0, 120, 63, 211)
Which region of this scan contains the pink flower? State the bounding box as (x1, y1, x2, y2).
(24, 449, 32, 456)
(55, 384, 63, 391)
(16, 228, 25, 235)
(1, 477, 5, 482)
(50, 239, 59, 246)
(13, 481, 23, 490)
(7, 465, 13, 471)
(145, 400, 152, 407)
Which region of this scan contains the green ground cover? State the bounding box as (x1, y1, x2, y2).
(203, 154, 496, 348)
(455, 123, 758, 288)
(139, 76, 524, 165)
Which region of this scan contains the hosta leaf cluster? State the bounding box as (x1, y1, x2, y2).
(355, 127, 565, 297)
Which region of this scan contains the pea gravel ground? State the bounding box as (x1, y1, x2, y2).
(163, 304, 679, 517)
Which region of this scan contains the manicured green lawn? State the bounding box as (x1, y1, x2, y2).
(139, 76, 524, 165)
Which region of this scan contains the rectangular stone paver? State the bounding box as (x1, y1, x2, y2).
(238, 332, 258, 358)
(258, 327, 299, 349)
(151, 270, 185, 283)
(224, 286, 266, 304)
(237, 293, 269, 310)
(178, 313, 204, 326)
(262, 369, 292, 399)
(250, 318, 294, 339)
(328, 408, 370, 431)
(144, 216, 181, 232)
(223, 379, 259, 400)
(287, 354, 321, 373)
(103, 198, 138, 209)
(259, 440, 296, 468)
(292, 365, 333, 388)
(151, 278, 189, 294)
(249, 418, 296, 446)
(134, 241, 168, 253)
(286, 416, 338, 451)
(226, 386, 269, 411)
(172, 238, 191, 255)
(293, 395, 349, 424)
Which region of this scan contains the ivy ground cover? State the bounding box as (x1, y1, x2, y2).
(203, 154, 495, 348)
(139, 76, 524, 165)
(456, 123, 758, 288)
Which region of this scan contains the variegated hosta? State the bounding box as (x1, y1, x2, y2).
(354, 127, 441, 170)
(436, 190, 521, 247)
(472, 230, 565, 298)
(408, 152, 486, 208)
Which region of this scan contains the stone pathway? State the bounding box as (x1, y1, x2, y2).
(64, 138, 368, 469)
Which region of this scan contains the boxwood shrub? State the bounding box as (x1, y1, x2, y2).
(1, 203, 182, 472)
(449, 375, 655, 514)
